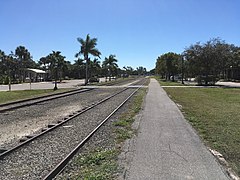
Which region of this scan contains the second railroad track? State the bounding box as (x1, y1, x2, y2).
(0, 78, 148, 180)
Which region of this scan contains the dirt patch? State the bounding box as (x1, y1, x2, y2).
(0, 104, 82, 147)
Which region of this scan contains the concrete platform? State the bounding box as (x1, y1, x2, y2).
(123, 78, 229, 180)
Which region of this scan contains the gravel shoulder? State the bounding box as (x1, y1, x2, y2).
(56, 88, 146, 179)
(0, 88, 120, 148)
(0, 88, 137, 179)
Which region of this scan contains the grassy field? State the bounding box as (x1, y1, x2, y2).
(155, 76, 185, 86)
(163, 86, 240, 175)
(0, 89, 72, 104)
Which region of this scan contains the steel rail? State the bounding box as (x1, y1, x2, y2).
(0, 77, 142, 113)
(0, 88, 93, 113)
(0, 89, 84, 107)
(0, 87, 129, 159)
(43, 85, 143, 180)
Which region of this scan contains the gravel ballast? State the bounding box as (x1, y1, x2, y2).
(0, 88, 138, 179)
(0, 88, 121, 148)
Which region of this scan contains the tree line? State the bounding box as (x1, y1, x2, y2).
(155, 38, 240, 85)
(0, 34, 147, 88)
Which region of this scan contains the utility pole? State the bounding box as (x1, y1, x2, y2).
(181, 55, 184, 84)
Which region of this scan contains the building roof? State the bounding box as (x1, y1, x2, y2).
(27, 68, 46, 74)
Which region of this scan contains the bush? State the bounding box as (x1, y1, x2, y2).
(195, 75, 218, 85)
(89, 77, 99, 83)
(0, 76, 10, 85)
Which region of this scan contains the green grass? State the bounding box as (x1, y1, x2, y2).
(73, 149, 118, 180)
(114, 89, 146, 143)
(114, 128, 133, 142)
(68, 88, 147, 179)
(163, 87, 240, 175)
(0, 89, 72, 104)
(155, 76, 185, 86)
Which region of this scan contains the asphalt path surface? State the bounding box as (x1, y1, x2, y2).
(125, 78, 229, 180)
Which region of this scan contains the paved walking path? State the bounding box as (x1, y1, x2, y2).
(125, 78, 229, 179)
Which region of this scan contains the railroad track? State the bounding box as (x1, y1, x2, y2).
(97, 77, 138, 86)
(0, 78, 145, 150)
(0, 87, 129, 157)
(43, 87, 142, 180)
(0, 79, 148, 179)
(0, 77, 141, 113)
(0, 88, 93, 113)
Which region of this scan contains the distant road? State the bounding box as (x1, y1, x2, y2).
(216, 81, 240, 88)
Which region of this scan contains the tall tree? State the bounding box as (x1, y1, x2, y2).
(15, 46, 33, 82)
(155, 56, 166, 78)
(46, 51, 66, 90)
(155, 52, 181, 81)
(123, 66, 134, 76)
(75, 34, 101, 85)
(0, 50, 5, 78)
(89, 58, 101, 78)
(184, 38, 238, 84)
(62, 60, 72, 79)
(73, 58, 85, 79)
(0, 50, 16, 90)
(102, 55, 118, 80)
(39, 57, 50, 71)
(136, 66, 147, 76)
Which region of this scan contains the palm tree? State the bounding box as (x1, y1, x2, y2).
(89, 58, 101, 78)
(15, 46, 31, 82)
(39, 57, 51, 80)
(0, 51, 16, 91)
(0, 50, 5, 75)
(136, 66, 147, 76)
(123, 66, 134, 76)
(73, 58, 85, 78)
(102, 55, 118, 81)
(39, 57, 50, 71)
(0, 50, 7, 85)
(47, 51, 66, 90)
(75, 34, 101, 85)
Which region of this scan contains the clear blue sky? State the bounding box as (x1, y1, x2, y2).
(1, 0, 239, 71)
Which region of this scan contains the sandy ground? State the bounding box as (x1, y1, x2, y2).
(0, 103, 82, 147)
